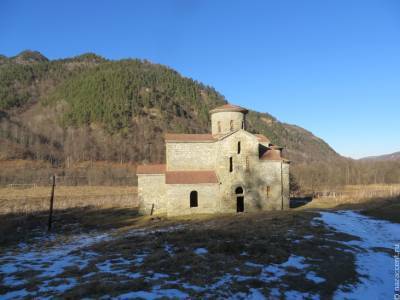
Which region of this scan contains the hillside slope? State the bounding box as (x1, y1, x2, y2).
(0, 51, 340, 165)
(1, 51, 399, 188)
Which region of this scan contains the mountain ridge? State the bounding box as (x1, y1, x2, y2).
(359, 151, 400, 162)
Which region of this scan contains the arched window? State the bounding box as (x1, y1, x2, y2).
(235, 186, 243, 194)
(230, 120, 234, 131)
(229, 157, 233, 172)
(218, 121, 221, 133)
(190, 191, 198, 207)
(241, 121, 244, 129)
(266, 186, 270, 197)
(237, 141, 241, 154)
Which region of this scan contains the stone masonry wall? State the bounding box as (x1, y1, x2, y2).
(254, 161, 288, 210)
(213, 130, 289, 212)
(166, 142, 216, 171)
(166, 184, 220, 216)
(211, 111, 245, 135)
(138, 174, 166, 215)
(215, 130, 261, 212)
(282, 162, 290, 209)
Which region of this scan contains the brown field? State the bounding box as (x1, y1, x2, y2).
(297, 184, 400, 210)
(0, 186, 138, 215)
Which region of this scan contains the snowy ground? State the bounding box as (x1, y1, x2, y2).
(0, 210, 398, 299)
(316, 211, 399, 300)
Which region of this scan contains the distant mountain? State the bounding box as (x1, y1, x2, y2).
(1, 50, 399, 188)
(360, 151, 400, 162)
(10, 50, 49, 64)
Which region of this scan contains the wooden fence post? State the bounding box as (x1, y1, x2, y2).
(150, 203, 154, 216)
(48, 175, 56, 232)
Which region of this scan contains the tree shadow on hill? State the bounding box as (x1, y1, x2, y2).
(0, 206, 144, 249)
(0, 110, 8, 120)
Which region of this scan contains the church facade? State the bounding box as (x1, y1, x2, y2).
(137, 104, 290, 216)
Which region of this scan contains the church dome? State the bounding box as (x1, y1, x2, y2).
(210, 104, 248, 114)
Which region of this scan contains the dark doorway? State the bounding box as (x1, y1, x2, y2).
(190, 191, 198, 207)
(237, 196, 244, 212)
(235, 186, 244, 212)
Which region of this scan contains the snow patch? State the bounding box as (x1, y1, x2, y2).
(285, 290, 320, 300)
(0, 232, 110, 297)
(164, 243, 174, 256)
(306, 271, 326, 284)
(116, 288, 189, 299)
(1, 288, 30, 300)
(194, 247, 208, 255)
(245, 261, 263, 268)
(317, 210, 399, 299)
(125, 224, 186, 237)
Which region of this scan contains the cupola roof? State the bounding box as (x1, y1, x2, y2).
(209, 104, 248, 114)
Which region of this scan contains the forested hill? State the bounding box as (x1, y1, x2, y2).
(1, 51, 399, 187)
(360, 151, 400, 162)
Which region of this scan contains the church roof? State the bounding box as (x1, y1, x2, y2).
(137, 164, 166, 174)
(166, 170, 219, 184)
(260, 149, 285, 161)
(255, 134, 271, 143)
(209, 104, 248, 114)
(165, 133, 217, 142)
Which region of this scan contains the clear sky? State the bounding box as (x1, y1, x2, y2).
(1, 0, 399, 158)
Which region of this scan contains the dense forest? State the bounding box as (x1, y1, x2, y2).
(0, 50, 399, 189)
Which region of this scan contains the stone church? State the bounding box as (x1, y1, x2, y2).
(137, 104, 290, 216)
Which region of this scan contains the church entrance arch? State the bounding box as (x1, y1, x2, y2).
(235, 186, 244, 212)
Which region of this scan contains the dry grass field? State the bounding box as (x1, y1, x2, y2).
(297, 184, 400, 212)
(0, 186, 138, 215)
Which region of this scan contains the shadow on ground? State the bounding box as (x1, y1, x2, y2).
(0, 209, 360, 299)
(0, 206, 141, 248)
(290, 196, 313, 208)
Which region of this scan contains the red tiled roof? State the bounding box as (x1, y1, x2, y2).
(166, 170, 219, 184)
(255, 134, 270, 143)
(137, 164, 166, 174)
(209, 104, 248, 114)
(165, 133, 216, 142)
(269, 144, 283, 150)
(260, 149, 284, 161)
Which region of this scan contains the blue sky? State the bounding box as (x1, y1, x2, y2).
(1, 0, 399, 158)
